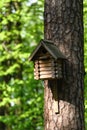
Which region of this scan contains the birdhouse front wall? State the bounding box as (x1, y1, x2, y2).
(34, 59, 63, 80)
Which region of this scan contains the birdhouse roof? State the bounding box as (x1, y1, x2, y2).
(29, 39, 66, 61)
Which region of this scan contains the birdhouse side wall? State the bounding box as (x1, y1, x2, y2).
(34, 59, 63, 80)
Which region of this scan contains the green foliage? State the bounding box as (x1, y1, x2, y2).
(0, 0, 44, 129)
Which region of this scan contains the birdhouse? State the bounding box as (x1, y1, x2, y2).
(29, 39, 65, 80)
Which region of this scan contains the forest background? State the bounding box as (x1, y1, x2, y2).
(0, 0, 87, 130)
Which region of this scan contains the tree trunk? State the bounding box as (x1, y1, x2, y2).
(44, 0, 85, 130)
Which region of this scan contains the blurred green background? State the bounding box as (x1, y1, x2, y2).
(0, 0, 87, 129)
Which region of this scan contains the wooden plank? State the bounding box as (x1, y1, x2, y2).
(35, 60, 61, 67)
(34, 71, 39, 74)
(40, 73, 55, 76)
(34, 68, 39, 71)
(40, 68, 55, 72)
(38, 55, 50, 59)
(34, 62, 56, 68)
(37, 60, 61, 64)
(40, 74, 55, 79)
(38, 59, 54, 63)
(38, 59, 54, 64)
(40, 70, 55, 75)
(34, 76, 39, 80)
(38, 61, 53, 65)
(34, 74, 62, 79)
(34, 62, 39, 65)
(39, 62, 55, 67)
(34, 72, 39, 76)
(34, 68, 62, 74)
(34, 73, 62, 79)
(38, 53, 51, 60)
(34, 68, 39, 72)
(34, 64, 39, 68)
(39, 66, 61, 71)
(39, 64, 51, 68)
(34, 69, 62, 74)
(39, 67, 55, 71)
(34, 67, 37, 69)
(34, 69, 39, 74)
(34, 73, 39, 76)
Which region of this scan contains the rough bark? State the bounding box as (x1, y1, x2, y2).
(44, 0, 85, 130)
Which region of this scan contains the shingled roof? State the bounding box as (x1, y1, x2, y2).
(29, 39, 65, 61)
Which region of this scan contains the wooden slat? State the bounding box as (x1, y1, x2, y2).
(34, 61, 39, 65)
(34, 76, 40, 80)
(34, 74, 39, 77)
(39, 62, 56, 68)
(34, 68, 62, 73)
(35, 60, 61, 67)
(34, 72, 39, 76)
(39, 66, 61, 71)
(34, 73, 62, 79)
(38, 59, 54, 64)
(34, 71, 62, 76)
(34, 64, 39, 68)
(40, 74, 55, 79)
(34, 68, 40, 71)
(35, 70, 53, 73)
(35, 62, 55, 68)
(34, 67, 55, 72)
(34, 59, 62, 79)
(40, 70, 55, 75)
(35, 59, 60, 64)
(34, 68, 62, 74)
(39, 67, 55, 71)
(38, 55, 50, 59)
(38, 53, 51, 60)
(40, 68, 55, 72)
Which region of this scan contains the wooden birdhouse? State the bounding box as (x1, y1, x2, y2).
(29, 39, 65, 80)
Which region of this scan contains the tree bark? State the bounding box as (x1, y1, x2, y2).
(44, 0, 85, 130)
